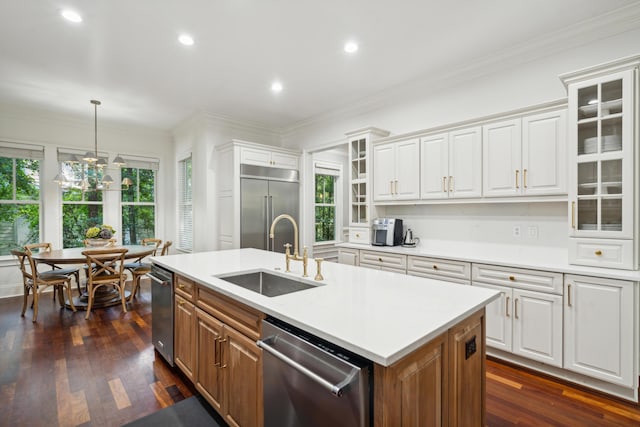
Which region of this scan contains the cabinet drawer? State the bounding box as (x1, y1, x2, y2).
(407, 256, 471, 284)
(472, 264, 562, 294)
(175, 274, 195, 300)
(197, 286, 264, 340)
(568, 238, 635, 270)
(360, 250, 407, 270)
(348, 227, 369, 244)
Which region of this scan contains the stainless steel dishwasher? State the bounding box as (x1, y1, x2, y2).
(257, 317, 372, 427)
(148, 263, 174, 366)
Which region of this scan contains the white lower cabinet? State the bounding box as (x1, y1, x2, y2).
(338, 248, 359, 266)
(564, 274, 635, 387)
(474, 283, 563, 367)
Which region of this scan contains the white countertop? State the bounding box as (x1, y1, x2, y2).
(151, 248, 499, 366)
(338, 240, 640, 281)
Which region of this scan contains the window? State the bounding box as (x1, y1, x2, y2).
(314, 162, 340, 242)
(0, 144, 43, 256)
(121, 158, 158, 244)
(58, 152, 104, 248)
(178, 156, 193, 252)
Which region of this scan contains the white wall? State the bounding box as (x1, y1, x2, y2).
(0, 104, 174, 297)
(172, 113, 282, 253)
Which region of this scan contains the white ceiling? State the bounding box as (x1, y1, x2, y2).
(0, 0, 638, 131)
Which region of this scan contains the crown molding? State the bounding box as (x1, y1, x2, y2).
(173, 110, 282, 141)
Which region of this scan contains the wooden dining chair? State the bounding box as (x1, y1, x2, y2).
(24, 243, 82, 296)
(13, 249, 77, 322)
(82, 248, 129, 319)
(128, 240, 171, 302)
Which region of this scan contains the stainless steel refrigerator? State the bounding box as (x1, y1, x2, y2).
(240, 164, 299, 253)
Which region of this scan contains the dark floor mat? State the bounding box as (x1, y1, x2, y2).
(122, 395, 227, 427)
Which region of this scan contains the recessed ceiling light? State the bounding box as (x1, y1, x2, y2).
(344, 41, 359, 54)
(271, 82, 283, 93)
(178, 34, 194, 46)
(61, 9, 82, 23)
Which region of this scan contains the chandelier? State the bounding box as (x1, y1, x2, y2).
(53, 100, 132, 191)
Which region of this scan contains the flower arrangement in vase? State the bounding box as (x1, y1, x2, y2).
(85, 224, 116, 246)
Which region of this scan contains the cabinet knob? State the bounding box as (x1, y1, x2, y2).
(355, 233, 360, 238)
(432, 265, 438, 270)
(594, 250, 603, 256)
(378, 257, 383, 262)
(508, 275, 515, 281)
(178, 283, 185, 289)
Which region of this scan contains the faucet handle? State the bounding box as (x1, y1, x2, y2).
(284, 243, 291, 255)
(314, 258, 324, 281)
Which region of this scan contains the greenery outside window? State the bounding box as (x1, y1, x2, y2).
(121, 160, 158, 244)
(178, 156, 193, 252)
(60, 158, 104, 248)
(0, 146, 42, 256)
(315, 174, 337, 242)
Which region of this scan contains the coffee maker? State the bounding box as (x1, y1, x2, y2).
(372, 218, 403, 246)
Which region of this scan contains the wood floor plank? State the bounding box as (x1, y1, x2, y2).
(149, 380, 174, 408)
(486, 371, 522, 389)
(108, 378, 132, 410)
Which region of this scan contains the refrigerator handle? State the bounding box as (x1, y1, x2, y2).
(269, 195, 274, 252)
(264, 195, 269, 251)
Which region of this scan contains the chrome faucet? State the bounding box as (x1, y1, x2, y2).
(270, 214, 308, 276)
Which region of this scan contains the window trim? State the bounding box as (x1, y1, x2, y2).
(121, 166, 157, 245)
(313, 161, 342, 244)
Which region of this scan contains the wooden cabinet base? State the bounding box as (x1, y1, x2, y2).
(374, 309, 486, 427)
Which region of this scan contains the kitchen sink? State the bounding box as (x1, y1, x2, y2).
(216, 271, 318, 297)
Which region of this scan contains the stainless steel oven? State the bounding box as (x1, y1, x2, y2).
(148, 263, 174, 366)
(258, 317, 372, 427)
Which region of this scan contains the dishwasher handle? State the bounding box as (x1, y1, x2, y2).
(148, 273, 170, 287)
(257, 335, 358, 397)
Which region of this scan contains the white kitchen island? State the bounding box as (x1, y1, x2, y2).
(152, 248, 500, 427)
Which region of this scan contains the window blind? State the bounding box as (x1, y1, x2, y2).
(314, 161, 341, 177)
(178, 156, 193, 252)
(0, 142, 44, 160)
(121, 155, 160, 171)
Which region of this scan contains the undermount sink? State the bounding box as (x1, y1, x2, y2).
(216, 270, 319, 297)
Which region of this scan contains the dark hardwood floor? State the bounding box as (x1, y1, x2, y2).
(1, 280, 639, 426)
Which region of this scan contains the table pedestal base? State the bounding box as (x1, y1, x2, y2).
(65, 284, 131, 310)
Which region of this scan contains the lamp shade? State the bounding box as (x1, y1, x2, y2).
(121, 177, 133, 187)
(112, 154, 126, 167)
(83, 151, 98, 163)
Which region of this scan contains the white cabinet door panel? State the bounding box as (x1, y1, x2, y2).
(373, 143, 395, 201)
(513, 289, 563, 367)
(564, 275, 634, 387)
(420, 133, 449, 199)
(473, 283, 512, 351)
(449, 127, 482, 198)
(522, 110, 566, 196)
(483, 119, 522, 197)
(395, 138, 420, 199)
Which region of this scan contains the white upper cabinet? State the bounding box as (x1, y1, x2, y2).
(240, 146, 299, 169)
(483, 119, 522, 197)
(561, 56, 639, 270)
(373, 138, 420, 201)
(483, 110, 566, 198)
(421, 127, 482, 199)
(522, 110, 567, 196)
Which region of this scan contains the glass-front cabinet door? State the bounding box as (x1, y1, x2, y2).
(569, 69, 634, 239)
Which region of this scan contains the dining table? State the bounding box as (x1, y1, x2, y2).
(31, 244, 156, 310)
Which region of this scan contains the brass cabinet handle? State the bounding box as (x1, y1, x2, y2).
(515, 298, 519, 319)
(394, 180, 398, 195)
(389, 181, 393, 195)
(594, 250, 603, 256)
(567, 284, 572, 307)
(515, 170, 520, 189)
(442, 176, 447, 192)
(178, 300, 185, 306)
(219, 338, 228, 368)
(449, 176, 454, 192)
(432, 264, 438, 270)
(505, 295, 510, 317)
(178, 283, 185, 289)
(214, 337, 221, 367)
(523, 169, 528, 188)
(508, 275, 515, 281)
(571, 202, 576, 229)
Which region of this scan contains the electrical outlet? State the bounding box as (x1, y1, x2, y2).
(512, 226, 521, 238)
(528, 226, 538, 239)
